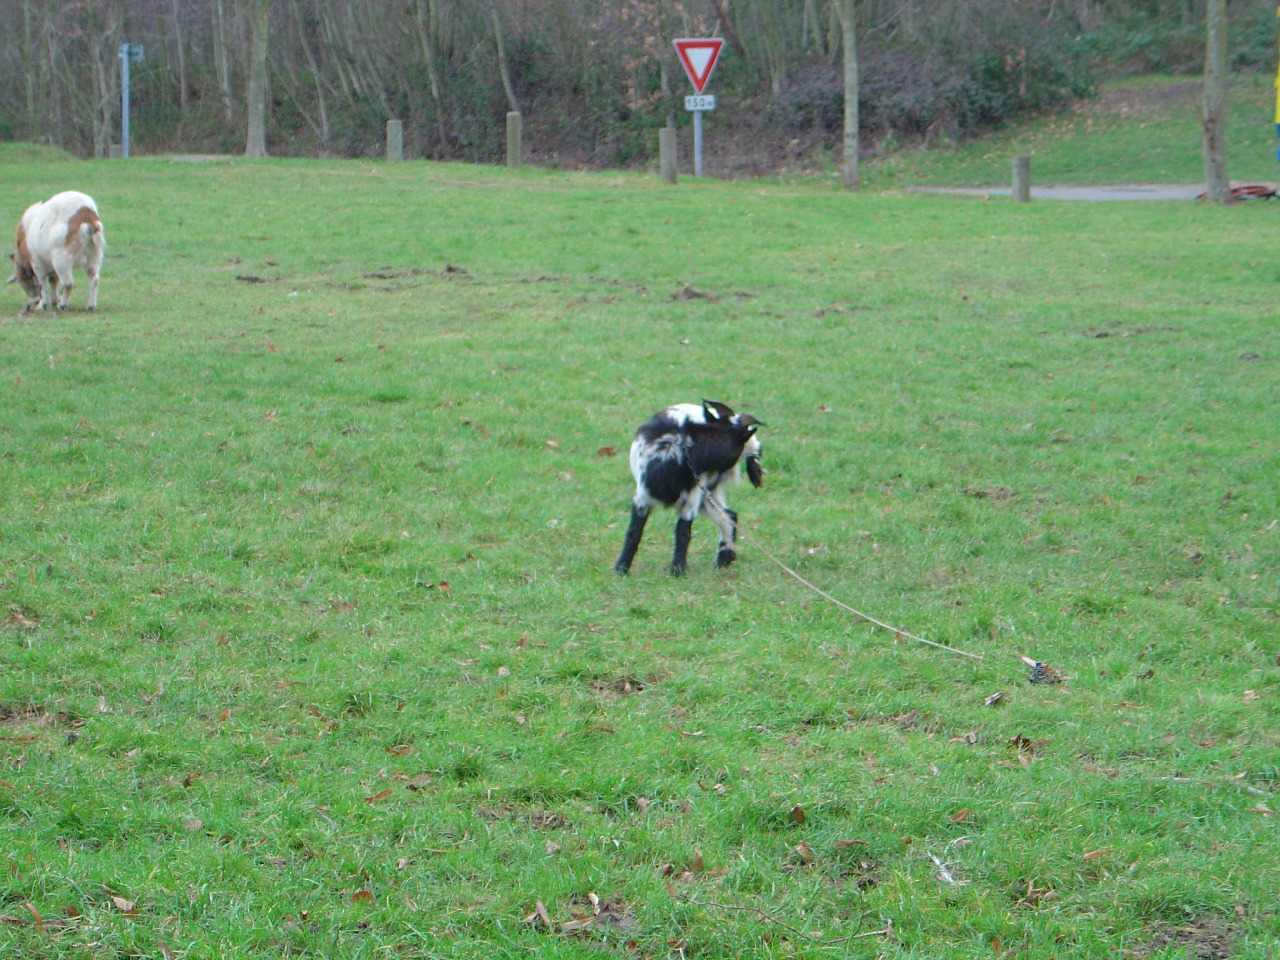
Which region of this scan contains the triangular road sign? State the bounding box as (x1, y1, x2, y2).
(673, 38, 724, 95)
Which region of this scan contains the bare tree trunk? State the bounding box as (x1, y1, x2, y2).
(414, 0, 450, 155)
(214, 0, 235, 123)
(804, 0, 826, 56)
(827, 0, 841, 65)
(290, 0, 329, 144)
(245, 0, 271, 156)
(840, 0, 859, 188)
(23, 0, 36, 139)
(1202, 0, 1229, 201)
(46, 0, 62, 147)
(492, 7, 520, 115)
(171, 0, 188, 112)
(660, 60, 675, 128)
(711, 0, 748, 58)
(93, 34, 112, 156)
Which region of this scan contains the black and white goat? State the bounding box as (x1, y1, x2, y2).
(614, 400, 763, 576)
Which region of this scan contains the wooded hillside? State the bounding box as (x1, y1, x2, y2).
(1, 1, 1275, 169)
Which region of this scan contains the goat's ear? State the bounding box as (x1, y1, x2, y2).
(703, 399, 735, 422)
(738, 413, 765, 428)
(5, 274, 15, 285)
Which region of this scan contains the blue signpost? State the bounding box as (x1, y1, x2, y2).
(118, 43, 144, 158)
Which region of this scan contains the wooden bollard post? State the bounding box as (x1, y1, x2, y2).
(386, 120, 403, 161)
(384, 120, 404, 162)
(1012, 155, 1031, 202)
(659, 126, 677, 184)
(506, 112, 522, 168)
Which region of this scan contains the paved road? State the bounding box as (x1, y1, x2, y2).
(911, 184, 1205, 201)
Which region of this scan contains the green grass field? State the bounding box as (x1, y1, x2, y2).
(862, 73, 1280, 188)
(0, 78, 1277, 959)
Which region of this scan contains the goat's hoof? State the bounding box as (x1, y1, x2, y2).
(613, 562, 630, 576)
(716, 549, 737, 568)
(668, 564, 687, 577)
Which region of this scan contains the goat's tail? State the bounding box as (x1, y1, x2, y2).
(85, 219, 106, 250)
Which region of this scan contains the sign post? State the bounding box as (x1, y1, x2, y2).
(673, 38, 724, 177)
(118, 43, 144, 159)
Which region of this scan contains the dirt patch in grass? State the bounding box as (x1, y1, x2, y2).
(0, 704, 71, 729)
(1130, 916, 1237, 960)
(963, 484, 1017, 502)
(589, 676, 647, 698)
(479, 805, 571, 830)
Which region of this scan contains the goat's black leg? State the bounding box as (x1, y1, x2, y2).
(614, 504, 650, 574)
(670, 516, 694, 576)
(715, 508, 739, 568)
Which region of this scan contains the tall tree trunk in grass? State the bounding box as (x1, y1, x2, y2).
(245, 0, 271, 156)
(840, 0, 859, 188)
(1202, 0, 1229, 202)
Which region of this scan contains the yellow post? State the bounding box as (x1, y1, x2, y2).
(1275, 4, 1280, 154)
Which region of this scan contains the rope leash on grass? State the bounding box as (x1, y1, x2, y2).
(699, 488, 983, 662)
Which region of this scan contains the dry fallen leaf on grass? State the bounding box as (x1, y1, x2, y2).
(790, 804, 806, 825)
(22, 903, 44, 932)
(535, 899, 553, 929)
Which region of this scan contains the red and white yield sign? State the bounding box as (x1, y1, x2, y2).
(673, 38, 724, 95)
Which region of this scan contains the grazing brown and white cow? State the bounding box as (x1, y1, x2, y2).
(8, 190, 106, 313)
